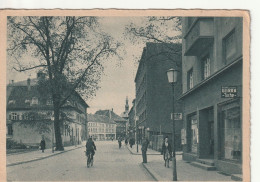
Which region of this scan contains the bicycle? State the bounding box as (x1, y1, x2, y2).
(85, 151, 94, 168)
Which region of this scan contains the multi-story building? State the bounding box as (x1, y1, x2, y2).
(95, 109, 127, 139)
(87, 114, 116, 141)
(6, 72, 88, 148)
(128, 99, 136, 139)
(181, 17, 242, 176)
(134, 42, 182, 151)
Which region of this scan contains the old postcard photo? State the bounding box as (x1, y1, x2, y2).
(0, 10, 250, 181)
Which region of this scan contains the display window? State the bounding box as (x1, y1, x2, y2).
(219, 101, 241, 162)
(189, 115, 198, 153)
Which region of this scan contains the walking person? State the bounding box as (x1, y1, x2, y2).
(161, 136, 172, 167)
(141, 137, 149, 163)
(118, 137, 122, 149)
(40, 136, 46, 153)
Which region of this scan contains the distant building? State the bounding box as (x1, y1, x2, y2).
(128, 99, 136, 139)
(134, 42, 182, 151)
(6, 72, 88, 148)
(120, 97, 130, 136)
(87, 114, 116, 141)
(95, 109, 127, 139)
(181, 17, 242, 175)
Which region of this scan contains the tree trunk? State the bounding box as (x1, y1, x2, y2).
(54, 103, 64, 151)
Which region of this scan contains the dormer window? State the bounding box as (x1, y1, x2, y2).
(8, 100, 16, 105)
(25, 99, 31, 104)
(46, 99, 53, 105)
(31, 97, 38, 105)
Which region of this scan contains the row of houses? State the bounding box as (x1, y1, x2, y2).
(128, 17, 243, 175)
(6, 74, 128, 147)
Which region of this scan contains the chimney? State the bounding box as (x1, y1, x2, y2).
(109, 110, 112, 119)
(27, 78, 31, 91)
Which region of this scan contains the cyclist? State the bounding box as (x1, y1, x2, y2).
(86, 137, 96, 167)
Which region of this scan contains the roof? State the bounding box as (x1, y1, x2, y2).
(95, 110, 127, 122)
(87, 113, 116, 124)
(7, 78, 89, 110)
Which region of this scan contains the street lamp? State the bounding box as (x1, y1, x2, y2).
(167, 68, 178, 181)
(51, 116, 55, 153)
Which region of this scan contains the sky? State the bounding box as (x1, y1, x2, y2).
(6, 17, 149, 115)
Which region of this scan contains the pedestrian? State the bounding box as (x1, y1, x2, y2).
(40, 136, 46, 153)
(118, 137, 122, 149)
(125, 138, 128, 145)
(161, 136, 172, 167)
(141, 137, 149, 163)
(129, 138, 134, 148)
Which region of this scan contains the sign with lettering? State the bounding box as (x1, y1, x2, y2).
(171, 113, 183, 120)
(221, 86, 237, 98)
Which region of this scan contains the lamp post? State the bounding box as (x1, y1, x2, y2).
(51, 116, 55, 153)
(167, 68, 178, 181)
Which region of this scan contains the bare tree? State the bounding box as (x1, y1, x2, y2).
(125, 16, 182, 65)
(8, 16, 121, 150)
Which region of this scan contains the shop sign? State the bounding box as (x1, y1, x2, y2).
(171, 113, 183, 120)
(221, 86, 237, 98)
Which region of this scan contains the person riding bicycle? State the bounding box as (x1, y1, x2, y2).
(86, 137, 96, 161)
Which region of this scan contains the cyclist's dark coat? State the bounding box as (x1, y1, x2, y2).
(86, 139, 96, 155)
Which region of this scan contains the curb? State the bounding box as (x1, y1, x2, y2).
(7, 146, 84, 167)
(142, 162, 159, 181)
(141, 163, 169, 181)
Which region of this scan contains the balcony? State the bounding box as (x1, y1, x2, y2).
(184, 18, 214, 56)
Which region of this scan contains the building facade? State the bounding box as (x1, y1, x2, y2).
(128, 99, 136, 139)
(134, 42, 183, 151)
(95, 109, 127, 139)
(6, 73, 88, 148)
(87, 114, 116, 141)
(181, 17, 242, 175)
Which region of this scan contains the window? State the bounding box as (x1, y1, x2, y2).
(189, 115, 198, 153)
(223, 30, 236, 63)
(7, 124, 13, 135)
(11, 113, 18, 120)
(187, 68, 194, 90)
(31, 97, 38, 105)
(202, 55, 211, 79)
(220, 103, 241, 162)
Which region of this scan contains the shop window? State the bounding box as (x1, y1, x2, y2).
(187, 68, 194, 90)
(190, 118, 198, 153)
(220, 104, 241, 162)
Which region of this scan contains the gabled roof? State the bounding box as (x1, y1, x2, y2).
(87, 113, 116, 124)
(7, 78, 89, 110)
(95, 110, 126, 122)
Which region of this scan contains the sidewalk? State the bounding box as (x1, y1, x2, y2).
(127, 146, 234, 181)
(127, 144, 161, 155)
(7, 144, 84, 167)
(127, 144, 183, 156)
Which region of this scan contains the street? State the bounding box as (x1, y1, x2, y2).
(7, 141, 154, 181)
